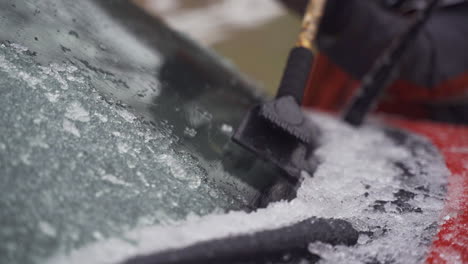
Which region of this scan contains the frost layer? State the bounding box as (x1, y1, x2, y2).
(0, 42, 251, 264)
(48, 113, 448, 264)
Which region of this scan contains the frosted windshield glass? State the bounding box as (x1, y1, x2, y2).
(0, 1, 282, 263)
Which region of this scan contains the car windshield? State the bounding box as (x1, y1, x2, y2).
(0, 1, 283, 263)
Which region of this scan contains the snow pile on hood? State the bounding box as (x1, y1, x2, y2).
(48, 112, 448, 264)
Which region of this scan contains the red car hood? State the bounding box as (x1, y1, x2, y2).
(388, 117, 467, 264)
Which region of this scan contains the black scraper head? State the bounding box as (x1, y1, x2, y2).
(232, 96, 320, 181)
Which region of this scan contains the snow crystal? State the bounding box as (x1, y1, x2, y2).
(0, 54, 43, 89)
(40, 63, 73, 90)
(157, 154, 188, 180)
(126, 157, 137, 169)
(437, 249, 463, 264)
(92, 231, 104, 241)
(137, 171, 150, 187)
(184, 127, 197, 137)
(116, 108, 136, 123)
(65, 101, 90, 122)
(111, 131, 122, 137)
(10, 43, 29, 52)
(62, 119, 81, 137)
(101, 174, 132, 187)
(38, 221, 57, 237)
(95, 113, 108, 123)
(19, 152, 32, 166)
(220, 123, 233, 135)
(116, 142, 131, 154)
(28, 136, 49, 149)
(156, 153, 202, 189)
(45, 92, 60, 103)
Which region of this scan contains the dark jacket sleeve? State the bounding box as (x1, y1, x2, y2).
(318, 0, 468, 88)
(281, 0, 468, 88)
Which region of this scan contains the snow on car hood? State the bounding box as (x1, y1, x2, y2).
(47, 111, 449, 264)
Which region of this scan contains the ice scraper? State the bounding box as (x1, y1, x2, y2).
(232, 0, 327, 181)
(234, 0, 441, 183)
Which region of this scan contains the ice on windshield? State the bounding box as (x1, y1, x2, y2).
(0, 40, 257, 264)
(0, 0, 269, 262)
(47, 112, 448, 264)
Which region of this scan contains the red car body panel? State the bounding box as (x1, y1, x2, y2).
(388, 118, 467, 264)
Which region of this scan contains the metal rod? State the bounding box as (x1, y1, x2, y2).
(296, 0, 327, 53)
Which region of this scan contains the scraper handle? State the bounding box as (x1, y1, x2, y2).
(276, 0, 327, 103)
(276, 47, 313, 102)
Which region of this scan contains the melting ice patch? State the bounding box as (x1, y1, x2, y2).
(47, 113, 449, 264)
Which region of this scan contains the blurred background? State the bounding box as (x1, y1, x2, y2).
(133, 0, 301, 95)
